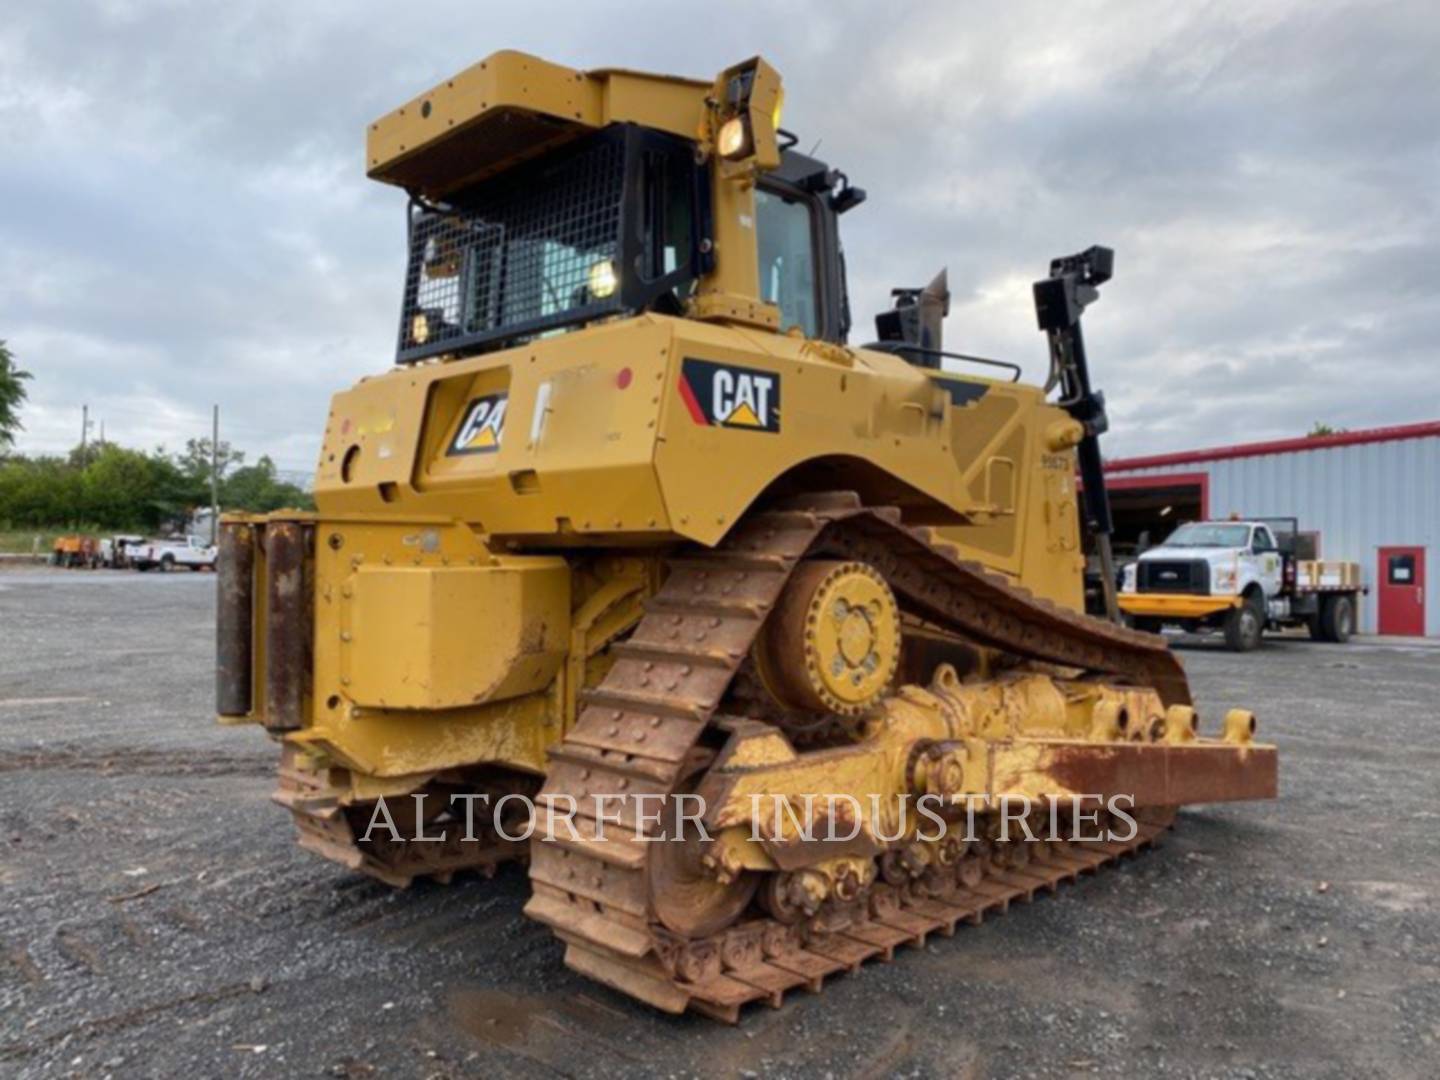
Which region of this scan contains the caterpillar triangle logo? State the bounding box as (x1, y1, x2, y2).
(679, 359, 781, 434)
(447, 393, 508, 456)
(725, 401, 762, 427)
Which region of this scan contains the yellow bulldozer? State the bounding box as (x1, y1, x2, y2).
(217, 51, 1276, 1021)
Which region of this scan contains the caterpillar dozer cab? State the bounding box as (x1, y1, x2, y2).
(216, 51, 1276, 1021)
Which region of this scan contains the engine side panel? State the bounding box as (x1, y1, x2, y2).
(314, 314, 1083, 607)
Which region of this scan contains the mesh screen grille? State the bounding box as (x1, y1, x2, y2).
(400, 132, 625, 359)
(1137, 559, 1211, 595)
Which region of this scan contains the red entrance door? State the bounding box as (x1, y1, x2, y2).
(1378, 547, 1425, 636)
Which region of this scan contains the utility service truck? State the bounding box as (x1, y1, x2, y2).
(1120, 517, 1361, 651)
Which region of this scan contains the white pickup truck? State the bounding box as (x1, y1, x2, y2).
(1119, 518, 1361, 651)
(129, 535, 218, 572)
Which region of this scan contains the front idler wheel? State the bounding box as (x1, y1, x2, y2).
(647, 792, 758, 939)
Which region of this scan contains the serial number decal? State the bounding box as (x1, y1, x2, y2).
(447, 393, 508, 455)
(679, 359, 781, 434)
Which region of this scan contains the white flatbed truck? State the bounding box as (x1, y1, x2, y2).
(1119, 517, 1362, 651)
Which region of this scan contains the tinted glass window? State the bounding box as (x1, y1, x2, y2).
(755, 189, 818, 337)
(639, 149, 693, 282)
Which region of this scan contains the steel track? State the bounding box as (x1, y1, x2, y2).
(526, 493, 1190, 1019)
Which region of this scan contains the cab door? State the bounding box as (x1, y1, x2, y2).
(755, 186, 822, 338)
(1251, 526, 1284, 597)
(753, 150, 851, 344)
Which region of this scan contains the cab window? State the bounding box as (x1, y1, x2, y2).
(638, 148, 694, 281)
(1252, 527, 1277, 553)
(755, 188, 819, 337)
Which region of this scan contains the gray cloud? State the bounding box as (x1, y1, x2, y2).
(1, 0, 1435, 469)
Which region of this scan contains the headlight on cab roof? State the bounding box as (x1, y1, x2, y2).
(717, 116, 749, 159)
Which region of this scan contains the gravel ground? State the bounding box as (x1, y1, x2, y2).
(1, 567, 1437, 1079)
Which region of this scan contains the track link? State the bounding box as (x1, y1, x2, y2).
(561, 808, 1173, 1022)
(527, 493, 1189, 1019)
(273, 748, 528, 888)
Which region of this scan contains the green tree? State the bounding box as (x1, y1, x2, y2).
(1308, 422, 1347, 437)
(223, 455, 313, 512)
(176, 437, 244, 486)
(0, 340, 32, 449)
(0, 434, 309, 531)
(78, 445, 198, 529)
(143, 449, 207, 530)
(0, 454, 81, 525)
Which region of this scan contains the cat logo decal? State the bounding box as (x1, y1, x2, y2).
(448, 393, 508, 455)
(679, 359, 781, 433)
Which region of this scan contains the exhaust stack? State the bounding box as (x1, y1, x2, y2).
(875, 268, 950, 369)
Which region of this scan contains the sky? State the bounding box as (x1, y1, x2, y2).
(1, 0, 1436, 472)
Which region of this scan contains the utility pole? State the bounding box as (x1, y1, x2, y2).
(211, 404, 220, 545)
(77, 404, 92, 530)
